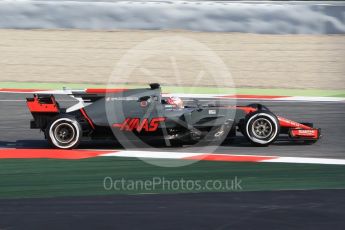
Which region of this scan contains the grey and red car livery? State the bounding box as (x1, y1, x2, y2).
(25, 83, 321, 149)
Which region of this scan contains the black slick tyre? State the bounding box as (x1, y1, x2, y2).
(244, 111, 280, 146)
(45, 115, 82, 149)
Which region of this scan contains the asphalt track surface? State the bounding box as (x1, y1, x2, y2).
(1, 189, 345, 230)
(0, 93, 344, 158)
(0, 93, 345, 229)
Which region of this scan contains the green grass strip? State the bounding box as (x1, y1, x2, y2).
(1, 82, 344, 97)
(0, 157, 344, 198)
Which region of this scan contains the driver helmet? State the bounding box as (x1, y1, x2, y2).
(166, 96, 184, 109)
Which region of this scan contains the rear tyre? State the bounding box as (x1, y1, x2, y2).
(244, 111, 280, 146)
(46, 115, 82, 149)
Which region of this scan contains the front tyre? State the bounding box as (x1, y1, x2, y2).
(244, 111, 280, 146)
(46, 115, 82, 149)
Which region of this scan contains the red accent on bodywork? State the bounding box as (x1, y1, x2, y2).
(279, 116, 319, 139)
(85, 89, 127, 94)
(278, 116, 312, 129)
(137, 118, 149, 132)
(290, 129, 319, 139)
(149, 117, 166, 131)
(80, 108, 95, 129)
(236, 106, 258, 114)
(112, 117, 166, 132)
(223, 106, 258, 114)
(113, 118, 131, 130)
(26, 95, 59, 113)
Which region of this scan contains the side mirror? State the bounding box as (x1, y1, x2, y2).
(138, 96, 152, 108)
(139, 96, 150, 102)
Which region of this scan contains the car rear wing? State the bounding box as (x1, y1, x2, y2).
(26, 95, 60, 113)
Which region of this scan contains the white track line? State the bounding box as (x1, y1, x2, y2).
(100, 150, 203, 159)
(262, 157, 345, 165)
(279, 96, 345, 102)
(100, 150, 345, 165)
(164, 93, 345, 102)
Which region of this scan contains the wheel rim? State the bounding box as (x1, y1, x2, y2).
(251, 118, 273, 139)
(54, 123, 76, 144)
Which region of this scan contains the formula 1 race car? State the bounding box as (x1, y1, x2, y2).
(26, 84, 321, 149)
